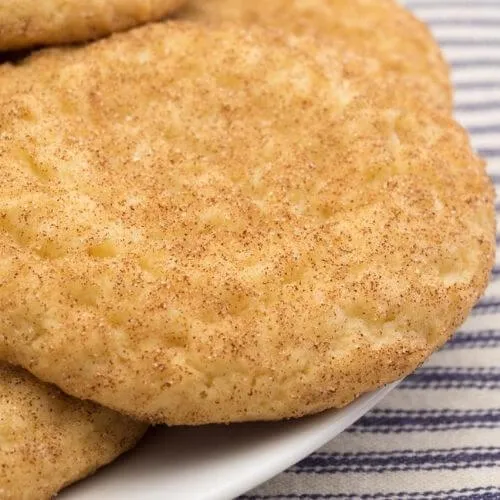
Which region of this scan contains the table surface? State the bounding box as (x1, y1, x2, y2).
(243, 1, 500, 498)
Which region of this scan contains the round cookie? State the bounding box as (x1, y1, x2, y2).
(0, 363, 146, 500)
(0, 0, 185, 51)
(176, 0, 452, 111)
(0, 23, 494, 425)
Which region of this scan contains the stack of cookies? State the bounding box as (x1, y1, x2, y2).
(0, 1, 495, 498)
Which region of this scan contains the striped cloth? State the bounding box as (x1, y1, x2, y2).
(243, 1, 500, 499)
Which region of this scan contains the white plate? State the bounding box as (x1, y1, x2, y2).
(62, 383, 397, 500)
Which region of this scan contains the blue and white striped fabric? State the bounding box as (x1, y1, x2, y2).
(244, 1, 500, 498)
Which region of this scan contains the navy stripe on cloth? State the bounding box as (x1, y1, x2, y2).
(491, 266, 500, 281)
(347, 409, 500, 433)
(464, 124, 500, 134)
(427, 20, 500, 28)
(471, 304, 500, 316)
(407, 0, 500, 7)
(399, 367, 500, 390)
(455, 102, 500, 113)
(476, 296, 500, 307)
(241, 487, 500, 500)
(455, 82, 500, 91)
(471, 300, 500, 315)
(455, 101, 500, 114)
(443, 330, 500, 350)
(453, 83, 500, 91)
(452, 60, 500, 71)
(441, 40, 500, 48)
(289, 447, 500, 474)
(477, 149, 500, 159)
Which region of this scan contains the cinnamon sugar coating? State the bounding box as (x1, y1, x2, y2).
(0, 363, 146, 499)
(0, 24, 494, 424)
(177, 0, 452, 111)
(0, 0, 185, 51)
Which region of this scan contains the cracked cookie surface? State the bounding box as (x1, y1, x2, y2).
(0, 23, 494, 424)
(177, 0, 452, 111)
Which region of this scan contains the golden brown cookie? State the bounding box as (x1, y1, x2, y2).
(177, 0, 452, 111)
(0, 0, 185, 51)
(0, 23, 494, 425)
(0, 363, 146, 500)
